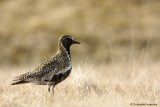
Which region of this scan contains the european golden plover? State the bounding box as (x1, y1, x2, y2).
(11, 35, 80, 94)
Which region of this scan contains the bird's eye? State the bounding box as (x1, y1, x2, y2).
(66, 38, 70, 41)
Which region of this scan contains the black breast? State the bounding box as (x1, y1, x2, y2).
(45, 69, 71, 86)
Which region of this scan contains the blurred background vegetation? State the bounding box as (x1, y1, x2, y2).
(0, 0, 160, 66)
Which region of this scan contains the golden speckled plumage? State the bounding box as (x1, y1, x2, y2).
(11, 35, 80, 94)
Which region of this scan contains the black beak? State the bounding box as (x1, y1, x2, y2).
(72, 40, 81, 44)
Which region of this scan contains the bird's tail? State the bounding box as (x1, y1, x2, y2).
(11, 80, 30, 85)
(11, 73, 31, 85)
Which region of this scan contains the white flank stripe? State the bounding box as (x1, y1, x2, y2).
(55, 61, 72, 75)
(55, 48, 72, 75)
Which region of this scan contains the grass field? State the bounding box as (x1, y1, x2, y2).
(0, 61, 160, 107)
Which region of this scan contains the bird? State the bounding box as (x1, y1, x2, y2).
(11, 35, 80, 94)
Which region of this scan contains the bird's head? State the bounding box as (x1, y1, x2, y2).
(59, 35, 80, 49)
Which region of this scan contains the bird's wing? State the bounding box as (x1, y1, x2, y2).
(13, 58, 58, 82)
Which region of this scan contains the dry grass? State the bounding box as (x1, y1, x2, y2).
(0, 62, 160, 107)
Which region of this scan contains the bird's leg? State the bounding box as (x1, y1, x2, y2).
(51, 85, 55, 95)
(48, 84, 52, 93)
